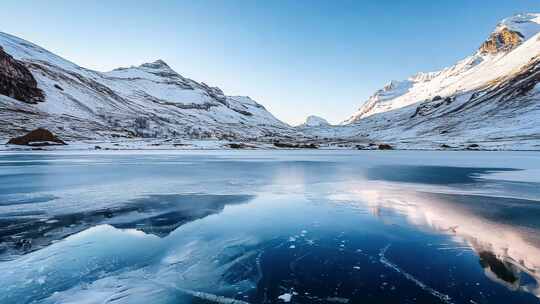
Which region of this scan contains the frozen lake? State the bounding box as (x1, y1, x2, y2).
(0, 150, 539, 304)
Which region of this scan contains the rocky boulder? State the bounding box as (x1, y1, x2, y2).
(7, 128, 66, 146)
(378, 143, 393, 150)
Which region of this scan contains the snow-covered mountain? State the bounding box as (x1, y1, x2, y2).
(318, 13, 540, 149)
(2, 13, 540, 150)
(0, 32, 295, 141)
(344, 13, 540, 123)
(297, 115, 330, 128)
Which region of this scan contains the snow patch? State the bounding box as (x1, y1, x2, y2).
(278, 293, 292, 302)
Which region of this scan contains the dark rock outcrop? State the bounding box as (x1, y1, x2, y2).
(479, 28, 523, 54)
(411, 96, 455, 118)
(378, 143, 393, 150)
(7, 128, 66, 146)
(227, 143, 252, 149)
(447, 55, 540, 115)
(0, 47, 44, 103)
(274, 142, 319, 149)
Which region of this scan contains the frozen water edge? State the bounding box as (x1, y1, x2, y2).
(1, 137, 540, 152)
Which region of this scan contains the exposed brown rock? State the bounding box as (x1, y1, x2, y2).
(378, 143, 393, 150)
(479, 28, 523, 54)
(7, 128, 66, 146)
(0, 47, 44, 103)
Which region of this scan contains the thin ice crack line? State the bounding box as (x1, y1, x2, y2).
(378, 244, 454, 304)
(143, 276, 252, 304)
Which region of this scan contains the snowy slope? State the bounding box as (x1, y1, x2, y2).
(344, 13, 540, 123)
(311, 13, 540, 150)
(0, 32, 295, 141)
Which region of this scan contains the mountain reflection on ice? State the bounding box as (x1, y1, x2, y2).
(0, 151, 539, 304)
(0, 194, 253, 258)
(335, 184, 540, 299)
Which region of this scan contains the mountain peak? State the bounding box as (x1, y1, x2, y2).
(496, 13, 540, 39)
(479, 13, 540, 54)
(139, 59, 171, 70)
(299, 115, 330, 127)
(108, 59, 179, 78)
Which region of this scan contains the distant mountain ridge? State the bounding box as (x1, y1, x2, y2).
(297, 115, 330, 128)
(0, 31, 295, 141)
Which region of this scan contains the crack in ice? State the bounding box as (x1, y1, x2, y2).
(379, 244, 454, 304)
(144, 278, 252, 304)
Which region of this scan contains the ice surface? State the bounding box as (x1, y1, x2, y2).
(0, 151, 539, 303)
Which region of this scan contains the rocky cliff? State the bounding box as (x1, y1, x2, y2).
(0, 47, 43, 104)
(479, 28, 523, 54)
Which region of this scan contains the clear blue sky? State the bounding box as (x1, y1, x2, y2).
(1, 1, 539, 125)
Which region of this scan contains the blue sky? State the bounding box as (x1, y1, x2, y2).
(1, 1, 540, 125)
